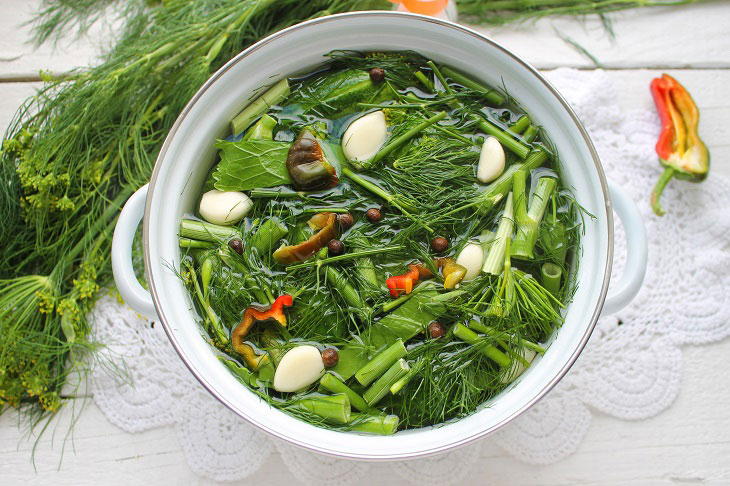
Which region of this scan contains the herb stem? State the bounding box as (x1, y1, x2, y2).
(363, 358, 409, 406)
(472, 116, 531, 159)
(541, 262, 562, 296)
(180, 219, 239, 242)
(287, 246, 403, 271)
(369, 111, 447, 167)
(452, 323, 511, 368)
(511, 171, 557, 260)
(349, 413, 399, 435)
(320, 373, 372, 413)
(440, 65, 505, 106)
(510, 115, 531, 134)
(291, 394, 351, 424)
(482, 192, 514, 275)
(355, 339, 407, 387)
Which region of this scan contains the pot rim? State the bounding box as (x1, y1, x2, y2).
(142, 11, 613, 460)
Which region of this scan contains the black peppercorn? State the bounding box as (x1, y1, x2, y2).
(321, 348, 339, 368)
(328, 239, 345, 256)
(339, 213, 355, 229)
(429, 321, 446, 339)
(369, 67, 385, 83)
(431, 236, 449, 253)
(365, 208, 381, 223)
(229, 238, 243, 254)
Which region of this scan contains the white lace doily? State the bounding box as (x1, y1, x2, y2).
(91, 68, 730, 481)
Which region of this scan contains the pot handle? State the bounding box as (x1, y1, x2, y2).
(601, 180, 648, 315)
(111, 184, 158, 320)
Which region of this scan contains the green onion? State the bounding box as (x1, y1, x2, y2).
(452, 323, 511, 368)
(320, 373, 372, 413)
(541, 262, 563, 296)
(511, 170, 557, 260)
(325, 266, 368, 313)
(250, 218, 288, 255)
(355, 339, 408, 387)
(467, 320, 546, 355)
(482, 192, 514, 275)
(363, 358, 409, 406)
(440, 65, 505, 106)
(472, 116, 531, 159)
(349, 413, 399, 435)
(510, 115, 530, 135)
(231, 78, 290, 135)
(523, 125, 539, 143)
(179, 237, 215, 249)
(291, 393, 351, 424)
(389, 358, 425, 395)
(180, 219, 239, 242)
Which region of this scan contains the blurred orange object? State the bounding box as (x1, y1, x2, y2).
(399, 0, 449, 16)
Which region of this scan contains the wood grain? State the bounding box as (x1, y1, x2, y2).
(1, 0, 730, 76)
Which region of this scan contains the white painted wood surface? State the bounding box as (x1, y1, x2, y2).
(2, 1, 729, 484)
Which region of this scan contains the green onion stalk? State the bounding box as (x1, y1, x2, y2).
(0, 0, 393, 422)
(363, 358, 410, 406)
(349, 413, 399, 435)
(511, 169, 557, 260)
(289, 393, 352, 424)
(355, 339, 408, 386)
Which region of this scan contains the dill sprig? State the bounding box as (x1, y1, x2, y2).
(456, 0, 697, 27)
(0, 0, 392, 425)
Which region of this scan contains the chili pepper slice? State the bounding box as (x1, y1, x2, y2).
(231, 294, 294, 367)
(435, 257, 467, 289)
(649, 74, 710, 216)
(386, 263, 432, 298)
(286, 129, 339, 190)
(273, 212, 337, 264)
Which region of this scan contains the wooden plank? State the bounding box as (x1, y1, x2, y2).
(472, 2, 730, 69)
(1, 0, 730, 76)
(0, 0, 104, 80)
(0, 82, 40, 135)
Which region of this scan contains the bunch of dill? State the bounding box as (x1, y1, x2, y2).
(0, 0, 390, 425)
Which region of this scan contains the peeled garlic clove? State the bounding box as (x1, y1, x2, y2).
(455, 243, 484, 281)
(198, 190, 253, 226)
(500, 348, 537, 384)
(341, 110, 388, 163)
(476, 136, 505, 183)
(273, 345, 325, 393)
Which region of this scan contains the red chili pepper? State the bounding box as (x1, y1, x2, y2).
(231, 295, 293, 366)
(649, 74, 710, 216)
(386, 263, 433, 298)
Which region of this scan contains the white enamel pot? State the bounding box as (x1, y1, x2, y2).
(111, 12, 648, 460)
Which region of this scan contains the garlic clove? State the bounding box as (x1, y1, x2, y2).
(198, 190, 253, 226)
(273, 345, 325, 393)
(476, 136, 506, 183)
(341, 110, 388, 163)
(455, 243, 484, 281)
(500, 347, 537, 384)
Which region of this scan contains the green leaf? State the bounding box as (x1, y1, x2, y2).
(213, 140, 291, 191)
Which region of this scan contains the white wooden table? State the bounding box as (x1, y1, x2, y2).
(2, 1, 729, 484)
